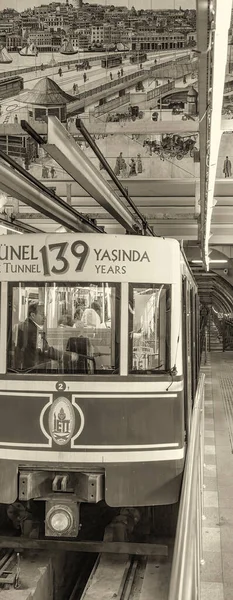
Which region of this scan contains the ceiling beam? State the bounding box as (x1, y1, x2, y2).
(0, 162, 102, 234)
(0, 153, 103, 234)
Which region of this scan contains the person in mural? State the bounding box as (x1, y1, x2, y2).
(73, 83, 78, 94)
(14, 114, 18, 124)
(136, 154, 143, 174)
(83, 72, 87, 83)
(15, 301, 78, 371)
(129, 158, 137, 176)
(114, 152, 127, 177)
(223, 156, 232, 178)
(50, 166, 56, 178)
(42, 165, 48, 178)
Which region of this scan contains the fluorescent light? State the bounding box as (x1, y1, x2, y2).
(0, 224, 23, 234)
(191, 259, 228, 264)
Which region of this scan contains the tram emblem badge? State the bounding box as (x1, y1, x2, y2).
(48, 397, 75, 446)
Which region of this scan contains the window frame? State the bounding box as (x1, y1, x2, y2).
(128, 282, 171, 375)
(7, 280, 121, 376)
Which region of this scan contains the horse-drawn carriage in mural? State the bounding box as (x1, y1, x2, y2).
(143, 133, 198, 160)
(106, 105, 144, 123)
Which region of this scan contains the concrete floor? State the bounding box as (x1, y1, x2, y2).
(201, 352, 233, 600)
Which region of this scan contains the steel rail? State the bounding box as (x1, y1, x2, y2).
(0, 215, 43, 234)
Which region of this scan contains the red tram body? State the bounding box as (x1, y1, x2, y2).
(0, 234, 198, 537)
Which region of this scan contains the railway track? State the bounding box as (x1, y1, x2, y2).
(68, 539, 173, 600)
(0, 550, 19, 589)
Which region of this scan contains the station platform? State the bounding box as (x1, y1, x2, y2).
(201, 352, 233, 600)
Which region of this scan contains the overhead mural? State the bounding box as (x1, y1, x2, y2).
(217, 133, 233, 179)
(0, 1, 199, 186)
(75, 131, 199, 180)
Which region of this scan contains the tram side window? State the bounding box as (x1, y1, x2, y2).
(7, 283, 120, 375)
(128, 284, 171, 373)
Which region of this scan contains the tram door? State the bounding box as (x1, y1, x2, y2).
(182, 277, 192, 440)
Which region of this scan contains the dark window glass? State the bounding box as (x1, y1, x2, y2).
(7, 282, 120, 375)
(128, 284, 171, 374)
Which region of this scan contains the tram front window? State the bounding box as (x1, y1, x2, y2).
(128, 284, 171, 373)
(7, 283, 120, 374)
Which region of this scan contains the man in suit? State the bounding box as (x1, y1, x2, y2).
(16, 301, 78, 371)
(223, 156, 232, 178)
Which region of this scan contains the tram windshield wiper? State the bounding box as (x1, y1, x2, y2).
(132, 364, 164, 374)
(144, 365, 164, 373)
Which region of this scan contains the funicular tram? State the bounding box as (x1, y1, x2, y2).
(101, 55, 123, 69)
(0, 232, 199, 539)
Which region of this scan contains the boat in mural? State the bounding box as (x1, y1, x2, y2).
(0, 47, 12, 63)
(19, 43, 38, 57)
(48, 57, 57, 66)
(59, 39, 79, 55)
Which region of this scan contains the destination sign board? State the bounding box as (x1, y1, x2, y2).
(0, 234, 179, 282)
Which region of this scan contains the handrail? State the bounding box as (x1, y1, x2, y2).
(168, 373, 205, 600)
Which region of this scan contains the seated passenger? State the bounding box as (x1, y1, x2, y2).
(73, 307, 84, 328)
(81, 301, 101, 328)
(15, 301, 78, 371)
(58, 314, 74, 328)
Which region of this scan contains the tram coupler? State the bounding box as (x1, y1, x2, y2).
(19, 470, 104, 503)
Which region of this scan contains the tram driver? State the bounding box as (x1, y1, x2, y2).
(15, 301, 78, 372)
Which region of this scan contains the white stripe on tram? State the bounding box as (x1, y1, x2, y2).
(0, 447, 185, 463)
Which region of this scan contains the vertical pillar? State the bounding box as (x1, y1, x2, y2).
(66, 183, 72, 205)
(195, 179, 200, 215)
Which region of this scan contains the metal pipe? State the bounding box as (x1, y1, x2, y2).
(0, 162, 101, 233)
(45, 116, 140, 233)
(21, 117, 145, 234)
(0, 216, 42, 234)
(0, 151, 103, 234)
(20, 120, 46, 146)
(75, 117, 154, 236)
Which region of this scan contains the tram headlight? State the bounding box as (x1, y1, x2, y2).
(45, 501, 79, 537)
(48, 507, 72, 533)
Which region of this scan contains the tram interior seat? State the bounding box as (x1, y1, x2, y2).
(47, 327, 112, 370)
(66, 336, 96, 374)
